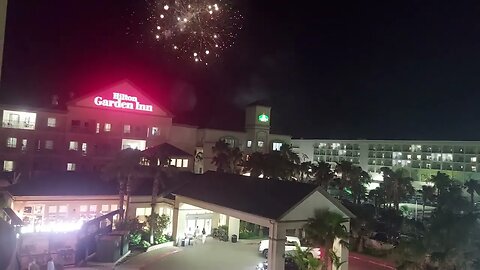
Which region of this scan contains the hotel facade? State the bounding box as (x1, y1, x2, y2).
(292, 139, 480, 183)
(0, 80, 290, 230)
(0, 80, 290, 177)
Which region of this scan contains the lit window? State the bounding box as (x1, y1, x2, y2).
(182, 159, 188, 168)
(121, 139, 146, 151)
(101, 205, 109, 212)
(96, 123, 100, 133)
(151, 127, 160, 136)
(6, 137, 17, 148)
(58, 205, 68, 213)
(123, 124, 131, 134)
(45, 140, 54, 150)
(170, 159, 176, 166)
(69, 141, 78, 151)
(223, 138, 235, 147)
(80, 205, 88, 212)
(3, 161, 13, 172)
(89, 205, 97, 212)
(258, 141, 264, 148)
(473, 166, 477, 172)
(47, 117, 56, 127)
(135, 207, 152, 217)
(407, 154, 412, 160)
(471, 157, 477, 163)
(104, 123, 111, 132)
(273, 142, 283, 151)
(417, 155, 421, 160)
(2, 110, 37, 130)
(110, 205, 118, 211)
(81, 143, 87, 155)
(176, 159, 182, 167)
(247, 140, 252, 148)
(21, 139, 27, 151)
(426, 163, 431, 169)
(48, 206, 57, 213)
(67, 163, 76, 171)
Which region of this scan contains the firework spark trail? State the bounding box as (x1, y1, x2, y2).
(132, 0, 242, 65)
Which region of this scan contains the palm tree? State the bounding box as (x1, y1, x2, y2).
(212, 140, 231, 173)
(304, 209, 349, 270)
(333, 161, 354, 198)
(143, 149, 173, 243)
(430, 172, 452, 196)
(419, 185, 435, 220)
(212, 139, 243, 174)
(103, 148, 144, 220)
(242, 152, 264, 177)
(380, 167, 415, 210)
(313, 161, 334, 190)
(298, 161, 314, 182)
(348, 166, 371, 204)
(464, 179, 479, 209)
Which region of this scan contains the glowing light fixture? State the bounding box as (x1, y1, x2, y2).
(258, 113, 269, 123)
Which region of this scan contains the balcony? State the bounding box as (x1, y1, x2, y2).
(2, 121, 36, 130)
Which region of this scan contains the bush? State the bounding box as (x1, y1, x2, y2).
(212, 225, 229, 241)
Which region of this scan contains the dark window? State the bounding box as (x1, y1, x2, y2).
(84, 122, 89, 128)
(71, 120, 81, 126)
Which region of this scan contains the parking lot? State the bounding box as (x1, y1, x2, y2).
(117, 238, 395, 270)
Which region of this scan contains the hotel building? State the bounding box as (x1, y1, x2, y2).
(292, 139, 480, 183)
(0, 80, 290, 179)
(0, 80, 290, 231)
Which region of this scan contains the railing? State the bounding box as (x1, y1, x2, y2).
(2, 121, 35, 130)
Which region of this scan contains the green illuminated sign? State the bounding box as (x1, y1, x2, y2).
(258, 114, 269, 123)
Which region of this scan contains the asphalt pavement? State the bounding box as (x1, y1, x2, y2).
(116, 238, 396, 270)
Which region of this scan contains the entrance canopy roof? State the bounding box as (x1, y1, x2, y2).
(173, 171, 354, 221)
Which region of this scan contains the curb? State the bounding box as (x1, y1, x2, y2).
(145, 241, 174, 253)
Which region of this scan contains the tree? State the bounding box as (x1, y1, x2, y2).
(304, 209, 349, 270)
(430, 171, 452, 196)
(313, 161, 334, 190)
(333, 161, 354, 198)
(242, 152, 264, 177)
(298, 161, 315, 182)
(142, 148, 175, 243)
(103, 148, 144, 220)
(288, 244, 323, 270)
(419, 185, 435, 220)
(380, 167, 414, 210)
(348, 166, 371, 204)
(464, 179, 479, 210)
(211, 140, 243, 174)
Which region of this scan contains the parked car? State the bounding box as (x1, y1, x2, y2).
(256, 258, 298, 270)
(258, 236, 321, 259)
(364, 232, 396, 251)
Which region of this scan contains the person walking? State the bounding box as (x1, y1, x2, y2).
(28, 259, 40, 270)
(46, 257, 55, 270)
(201, 227, 206, 244)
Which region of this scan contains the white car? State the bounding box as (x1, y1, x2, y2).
(258, 236, 321, 259)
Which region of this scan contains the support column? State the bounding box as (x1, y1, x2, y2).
(227, 216, 240, 241)
(333, 221, 350, 270)
(171, 201, 179, 244)
(268, 222, 286, 270)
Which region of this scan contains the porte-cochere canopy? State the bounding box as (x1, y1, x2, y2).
(170, 171, 354, 270)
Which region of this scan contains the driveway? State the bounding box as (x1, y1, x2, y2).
(117, 238, 395, 270)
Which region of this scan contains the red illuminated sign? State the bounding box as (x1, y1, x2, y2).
(94, 92, 153, 112)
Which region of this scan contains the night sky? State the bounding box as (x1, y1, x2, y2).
(2, 1, 480, 140)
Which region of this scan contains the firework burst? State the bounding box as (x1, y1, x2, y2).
(133, 0, 242, 65)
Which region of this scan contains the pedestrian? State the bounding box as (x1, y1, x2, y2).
(46, 257, 55, 270)
(201, 227, 206, 244)
(28, 259, 39, 270)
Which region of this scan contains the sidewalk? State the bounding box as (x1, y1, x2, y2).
(115, 246, 180, 270)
